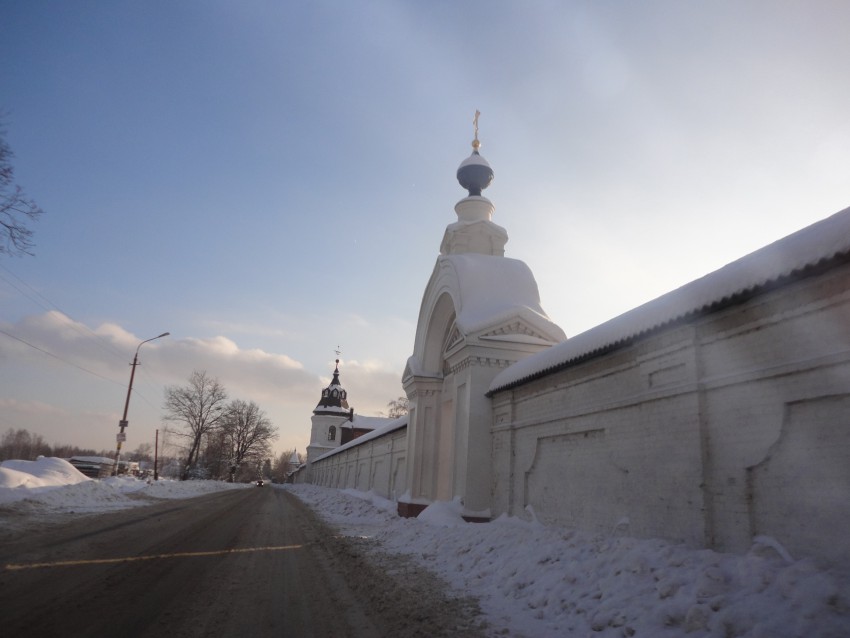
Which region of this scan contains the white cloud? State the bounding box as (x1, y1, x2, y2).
(0, 312, 405, 457)
(0, 398, 66, 418)
(331, 359, 405, 418)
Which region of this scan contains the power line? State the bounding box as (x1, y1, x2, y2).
(0, 327, 124, 388)
(0, 265, 166, 410)
(1, 327, 161, 417)
(0, 263, 127, 362)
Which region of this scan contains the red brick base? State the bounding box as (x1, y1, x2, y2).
(397, 500, 491, 522)
(397, 501, 428, 518)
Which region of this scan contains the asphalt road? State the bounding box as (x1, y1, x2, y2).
(0, 486, 485, 638)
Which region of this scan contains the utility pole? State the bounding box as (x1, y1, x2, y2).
(154, 428, 159, 481)
(113, 332, 170, 476)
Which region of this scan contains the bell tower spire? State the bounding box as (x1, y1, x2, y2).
(314, 357, 349, 415)
(306, 354, 353, 468)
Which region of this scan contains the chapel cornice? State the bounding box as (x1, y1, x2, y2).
(446, 355, 516, 375)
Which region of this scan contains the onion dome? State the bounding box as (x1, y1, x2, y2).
(314, 359, 350, 415)
(456, 110, 494, 197)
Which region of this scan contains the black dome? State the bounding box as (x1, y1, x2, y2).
(457, 151, 494, 197)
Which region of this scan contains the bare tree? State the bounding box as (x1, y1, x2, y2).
(271, 448, 301, 483)
(221, 399, 277, 479)
(131, 442, 153, 462)
(0, 427, 122, 461)
(1, 123, 44, 257)
(163, 370, 228, 480)
(385, 396, 410, 418)
(153, 426, 184, 478)
(271, 450, 291, 483)
(202, 429, 231, 480)
(0, 428, 49, 460)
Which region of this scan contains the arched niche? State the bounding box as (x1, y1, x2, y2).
(421, 292, 458, 375)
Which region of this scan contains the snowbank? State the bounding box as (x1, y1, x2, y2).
(3, 459, 846, 637)
(285, 484, 850, 638)
(0, 456, 248, 515)
(0, 457, 90, 489)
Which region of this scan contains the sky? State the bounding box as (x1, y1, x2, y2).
(1, 1, 849, 460)
(2, 463, 848, 636)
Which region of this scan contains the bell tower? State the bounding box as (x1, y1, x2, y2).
(306, 359, 353, 464)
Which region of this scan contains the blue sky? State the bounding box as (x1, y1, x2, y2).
(1, 1, 849, 459)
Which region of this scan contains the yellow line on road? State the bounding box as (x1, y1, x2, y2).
(5, 544, 304, 571)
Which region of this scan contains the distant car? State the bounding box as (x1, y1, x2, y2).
(256, 479, 264, 487)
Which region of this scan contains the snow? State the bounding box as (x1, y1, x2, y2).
(315, 415, 407, 462)
(458, 152, 493, 169)
(347, 414, 396, 430)
(1, 457, 91, 489)
(0, 456, 247, 516)
(491, 205, 850, 393)
(284, 484, 850, 638)
(444, 253, 560, 336)
(3, 459, 848, 637)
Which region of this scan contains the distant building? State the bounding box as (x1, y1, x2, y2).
(303, 360, 395, 482)
(68, 456, 114, 478)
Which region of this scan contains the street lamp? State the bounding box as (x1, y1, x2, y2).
(113, 332, 170, 476)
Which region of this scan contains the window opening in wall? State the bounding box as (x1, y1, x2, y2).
(328, 426, 336, 441)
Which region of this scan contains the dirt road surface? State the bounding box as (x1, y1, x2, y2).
(0, 486, 486, 637)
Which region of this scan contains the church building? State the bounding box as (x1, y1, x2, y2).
(397, 122, 565, 517)
(305, 359, 394, 471)
(295, 119, 850, 569)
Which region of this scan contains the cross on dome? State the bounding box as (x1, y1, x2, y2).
(457, 109, 494, 197)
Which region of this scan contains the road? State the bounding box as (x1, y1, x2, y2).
(0, 486, 485, 638)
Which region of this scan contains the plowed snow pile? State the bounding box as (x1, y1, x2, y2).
(0, 456, 247, 519)
(286, 484, 850, 638)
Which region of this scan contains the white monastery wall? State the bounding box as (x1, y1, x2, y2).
(492, 326, 707, 546)
(305, 424, 408, 501)
(491, 263, 850, 565)
(700, 267, 850, 564)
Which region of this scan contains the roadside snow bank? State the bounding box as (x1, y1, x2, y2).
(284, 484, 850, 638)
(0, 457, 89, 489)
(0, 456, 249, 515)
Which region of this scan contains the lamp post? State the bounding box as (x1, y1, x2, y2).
(113, 332, 170, 476)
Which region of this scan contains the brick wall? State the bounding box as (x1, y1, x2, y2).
(306, 426, 408, 501)
(491, 265, 850, 566)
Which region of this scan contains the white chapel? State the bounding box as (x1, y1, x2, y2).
(295, 117, 850, 570)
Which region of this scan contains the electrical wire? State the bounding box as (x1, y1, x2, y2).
(0, 327, 160, 409)
(0, 328, 124, 387)
(0, 263, 127, 362)
(0, 265, 168, 411)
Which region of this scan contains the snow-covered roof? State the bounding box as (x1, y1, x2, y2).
(342, 414, 395, 430)
(490, 205, 850, 394)
(315, 404, 351, 416)
(314, 360, 351, 415)
(458, 152, 492, 170)
(69, 456, 115, 465)
(314, 415, 408, 462)
(444, 253, 563, 337)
